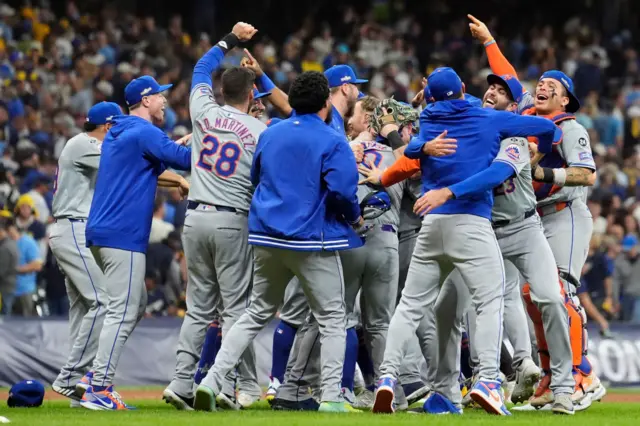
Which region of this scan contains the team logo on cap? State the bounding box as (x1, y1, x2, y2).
(505, 144, 521, 161)
(140, 87, 152, 95)
(341, 75, 352, 82)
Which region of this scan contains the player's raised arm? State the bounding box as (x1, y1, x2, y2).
(468, 14, 518, 79)
(494, 112, 556, 154)
(242, 49, 293, 117)
(191, 22, 258, 91)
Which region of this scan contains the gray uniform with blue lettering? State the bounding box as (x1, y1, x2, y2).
(438, 137, 574, 398)
(167, 83, 265, 400)
(50, 133, 108, 390)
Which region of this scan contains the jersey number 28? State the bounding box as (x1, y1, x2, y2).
(196, 134, 241, 177)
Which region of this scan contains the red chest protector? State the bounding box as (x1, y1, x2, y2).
(524, 110, 576, 201)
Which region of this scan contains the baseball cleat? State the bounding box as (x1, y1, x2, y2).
(237, 392, 259, 409)
(573, 370, 605, 405)
(70, 400, 82, 408)
(271, 397, 319, 411)
(193, 385, 217, 411)
(318, 401, 361, 413)
(353, 388, 374, 409)
(75, 371, 93, 398)
(80, 385, 135, 410)
(162, 388, 194, 411)
(52, 384, 84, 402)
(529, 374, 553, 408)
(216, 392, 240, 410)
(469, 379, 511, 415)
(511, 358, 540, 404)
(552, 393, 575, 415)
(372, 374, 397, 414)
(403, 382, 431, 406)
(423, 392, 463, 415)
(341, 387, 356, 406)
(266, 377, 280, 404)
(573, 393, 593, 411)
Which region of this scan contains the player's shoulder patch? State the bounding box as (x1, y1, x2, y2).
(504, 143, 522, 161)
(579, 152, 592, 161)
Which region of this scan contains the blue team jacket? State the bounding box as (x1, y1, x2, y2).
(405, 99, 556, 219)
(248, 113, 362, 251)
(86, 115, 191, 253)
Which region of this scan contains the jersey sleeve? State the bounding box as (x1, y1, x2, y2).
(139, 126, 192, 171)
(380, 156, 421, 187)
(189, 84, 218, 121)
(560, 125, 596, 170)
(493, 137, 530, 175)
(485, 41, 518, 78)
(74, 139, 102, 170)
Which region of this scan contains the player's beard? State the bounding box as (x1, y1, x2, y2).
(324, 107, 333, 125)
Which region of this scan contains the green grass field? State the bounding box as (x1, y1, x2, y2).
(1, 388, 639, 426)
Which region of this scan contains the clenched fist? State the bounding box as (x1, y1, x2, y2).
(232, 22, 258, 42)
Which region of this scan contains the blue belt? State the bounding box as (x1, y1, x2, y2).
(54, 217, 86, 223)
(187, 201, 244, 214)
(492, 208, 535, 229)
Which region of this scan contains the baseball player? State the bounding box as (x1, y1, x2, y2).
(50, 102, 122, 403)
(80, 76, 191, 411)
(163, 22, 263, 411)
(467, 16, 604, 409)
(194, 70, 364, 413)
(372, 67, 557, 416)
(261, 65, 367, 408)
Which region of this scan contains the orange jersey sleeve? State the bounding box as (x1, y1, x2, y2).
(485, 41, 519, 81)
(380, 156, 421, 187)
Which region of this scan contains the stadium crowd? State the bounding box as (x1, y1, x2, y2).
(0, 0, 638, 327)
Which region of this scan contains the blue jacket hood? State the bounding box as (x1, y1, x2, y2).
(420, 99, 476, 122)
(109, 115, 146, 138)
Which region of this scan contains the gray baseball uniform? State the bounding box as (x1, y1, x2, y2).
(50, 133, 107, 390)
(167, 82, 265, 400)
(441, 137, 574, 395)
(536, 119, 595, 296)
(397, 178, 430, 387)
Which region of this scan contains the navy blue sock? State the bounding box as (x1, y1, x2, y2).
(194, 320, 219, 385)
(342, 327, 359, 391)
(460, 331, 473, 380)
(578, 355, 592, 375)
(271, 320, 297, 383)
(356, 327, 375, 389)
(91, 385, 107, 392)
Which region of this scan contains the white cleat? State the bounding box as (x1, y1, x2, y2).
(511, 358, 540, 404)
(237, 392, 259, 409)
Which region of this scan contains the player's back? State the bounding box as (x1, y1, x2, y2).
(52, 132, 102, 220)
(189, 85, 266, 211)
(354, 141, 404, 227)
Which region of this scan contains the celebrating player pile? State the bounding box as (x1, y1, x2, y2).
(47, 14, 604, 417)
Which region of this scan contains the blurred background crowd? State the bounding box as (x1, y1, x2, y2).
(0, 0, 638, 328)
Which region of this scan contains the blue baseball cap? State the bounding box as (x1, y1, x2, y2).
(423, 85, 435, 104)
(324, 65, 368, 88)
(124, 75, 172, 106)
(87, 102, 122, 125)
(253, 87, 271, 100)
(358, 91, 366, 99)
(487, 74, 524, 103)
(7, 380, 45, 407)
(427, 67, 463, 101)
(539, 70, 580, 113)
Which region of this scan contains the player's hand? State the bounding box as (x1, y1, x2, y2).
(351, 216, 365, 229)
(232, 22, 258, 42)
(241, 48, 264, 77)
(351, 143, 364, 163)
(413, 188, 454, 216)
(411, 77, 427, 108)
(468, 14, 493, 44)
(178, 178, 190, 199)
(175, 133, 192, 146)
(358, 160, 383, 185)
(422, 130, 457, 156)
(380, 123, 400, 138)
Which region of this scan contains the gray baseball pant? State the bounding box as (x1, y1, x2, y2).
(379, 214, 505, 383)
(50, 220, 107, 388)
(168, 210, 259, 399)
(89, 246, 147, 387)
(200, 246, 346, 403)
(397, 229, 429, 386)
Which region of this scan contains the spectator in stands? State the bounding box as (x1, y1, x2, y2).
(7, 217, 42, 316)
(582, 234, 615, 315)
(0, 216, 18, 315)
(150, 193, 175, 243)
(614, 235, 640, 322)
(27, 175, 52, 224)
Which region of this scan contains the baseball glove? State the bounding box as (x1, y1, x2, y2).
(370, 97, 419, 135)
(360, 190, 392, 220)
